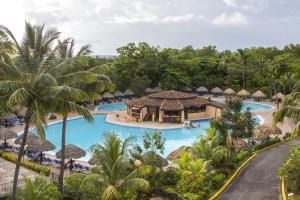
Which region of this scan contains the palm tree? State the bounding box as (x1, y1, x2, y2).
(48, 38, 114, 193)
(0, 22, 89, 199)
(237, 49, 251, 89)
(17, 176, 61, 200)
(273, 92, 300, 138)
(86, 132, 151, 200)
(0, 29, 14, 63)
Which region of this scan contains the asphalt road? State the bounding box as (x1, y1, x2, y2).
(218, 139, 300, 200)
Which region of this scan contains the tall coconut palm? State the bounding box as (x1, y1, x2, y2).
(237, 49, 251, 89)
(87, 132, 151, 200)
(273, 92, 300, 138)
(0, 29, 14, 63)
(0, 22, 90, 199)
(47, 38, 114, 194)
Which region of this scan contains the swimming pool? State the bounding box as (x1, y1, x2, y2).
(96, 101, 273, 112)
(40, 114, 262, 161)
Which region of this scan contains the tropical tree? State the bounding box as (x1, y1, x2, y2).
(85, 132, 152, 200)
(0, 22, 64, 199)
(273, 92, 300, 138)
(0, 29, 14, 63)
(16, 176, 61, 200)
(236, 48, 251, 89)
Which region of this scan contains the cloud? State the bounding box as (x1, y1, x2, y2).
(213, 12, 248, 25)
(222, 0, 238, 7)
(162, 14, 204, 23)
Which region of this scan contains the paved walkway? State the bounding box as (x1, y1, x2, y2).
(218, 138, 300, 200)
(0, 158, 37, 195)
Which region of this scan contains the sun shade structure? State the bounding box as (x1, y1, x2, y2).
(102, 92, 114, 99)
(0, 112, 17, 121)
(26, 139, 55, 152)
(17, 108, 27, 118)
(181, 87, 192, 92)
(113, 90, 124, 97)
(211, 87, 223, 94)
(0, 128, 17, 144)
(253, 124, 282, 141)
(123, 89, 134, 96)
(56, 144, 86, 159)
(224, 88, 236, 96)
(15, 132, 39, 145)
(126, 90, 224, 123)
(145, 87, 162, 94)
(237, 89, 250, 97)
(252, 91, 266, 98)
(196, 86, 208, 93)
(166, 146, 189, 160)
(272, 92, 285, 100)
(88, 155, 97, 165)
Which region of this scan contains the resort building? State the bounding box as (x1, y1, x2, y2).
(125, 90, 224, 123)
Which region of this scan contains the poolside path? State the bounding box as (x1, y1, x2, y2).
(218, 138, 300, 200)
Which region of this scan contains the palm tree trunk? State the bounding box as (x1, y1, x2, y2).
(59, 114, 68, 194)
(12, 122, 30, 200)
(273, 82, 279, 110)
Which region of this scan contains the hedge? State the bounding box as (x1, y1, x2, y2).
(0, 151, 50, 176)
(253, 138, 281, 152)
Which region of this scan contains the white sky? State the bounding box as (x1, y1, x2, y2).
(1, 0, 300, 55)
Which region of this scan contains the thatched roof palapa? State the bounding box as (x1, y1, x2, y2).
(0, 128, 17, 140)
(252, 91, 266, 98)
(181, 87, 192, 92)
(126, 90, 224, 111)
(56, 144, 86, 159)
(102, 92, 114, 99)
(224, 88, 236, 95)
(211, 87, 223, 94)
(113, 90, 124, 97)
(88, 156, 97, 165)
(196, 86, 208, 93)
(237, 89, 250, 97)
(272, 92, 285, 100)
(123, 89, 134, 96)
(145, 87, 162, 94)
(253, 124, 282, 140)
(166, 146, 189, 160)
(0, 112, 17, 121)
(26, 139, 55, 152)
(15, 132, 39, 145)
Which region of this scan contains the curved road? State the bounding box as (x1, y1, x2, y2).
(219, 139, 300, 200)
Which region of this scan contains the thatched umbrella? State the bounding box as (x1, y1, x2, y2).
(113, 90, 124, 97)
(224, 88, 236, 96)
(166, 146, 189, 160)
(88, 155, 97, 165)
(0, 128, 17, 146)
(253, 124, 282, 142)
(15, 132, 39, 145)
(26, 139, 55, 152)
(272, 92, 285, 100)
(233, 138, 247, 150)
(196, 86, 208, 93)
(237, 89, 250, 97)
(17, 108, 27, 118)
(211, 87, 223, 94)
(56, 144, 86, 170)
(124, 89, 134, 96)
(102, 92, 114, 99)
(182, 87, 192, 92)
(252, 91, 266, 100)
(56, 144, 86, 159)
(152, 87, 162, 93)
(145, 87, 153, 94)
(0, 112, 17, 121)
(142, 151, 168, 167)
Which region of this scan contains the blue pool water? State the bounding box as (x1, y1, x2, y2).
(40, 114, 262, 161)
(97, 101, 272, 112)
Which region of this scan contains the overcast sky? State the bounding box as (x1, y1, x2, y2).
(1, 0, 300, 55)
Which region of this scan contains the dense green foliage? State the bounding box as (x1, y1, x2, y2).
(279, 145, 300, 195)
(108, 42, 300, 96)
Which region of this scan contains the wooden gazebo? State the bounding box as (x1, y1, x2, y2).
(126, 90, 224, 123)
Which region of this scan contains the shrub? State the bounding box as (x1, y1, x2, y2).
(253, 138, 281, 151)
(157, 169, 181, 187)
(236, 151, 250, 162)
(0, 152, 50, 176)
(278, 146, 300, 194)
(212, 173, 225, 189)
(176, 172, 210, 200)
(64, 174, 87, 200)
